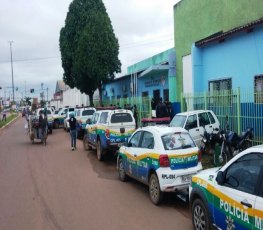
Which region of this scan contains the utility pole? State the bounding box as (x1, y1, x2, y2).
(8, 41, 15, 104)
(46, 87, 48, 102)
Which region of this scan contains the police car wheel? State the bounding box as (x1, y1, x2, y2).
(192, 198, 210, 230)
(97, 139, 104, 161)
(54, 121, 59, 129)
(118, 158, 127, 181)
(149, 173, 163, 205)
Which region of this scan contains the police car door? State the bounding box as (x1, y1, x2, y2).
(88, 112, 100, 145)
(254, 165, 263, 230)
(126, 130, 143, 178)
(135, 131, 154, 183)
(213, 152, 262, 230)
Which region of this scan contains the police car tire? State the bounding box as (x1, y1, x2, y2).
(97, 139, 104, 161)
(149, 173, 163, 205)
(118, 158, 127, 182)
(54, 120, 59, 129)
(83, 135, 92, 151)
(191, 198, 210, 230)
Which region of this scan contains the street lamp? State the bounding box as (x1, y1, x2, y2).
(8, 41, 15, 103)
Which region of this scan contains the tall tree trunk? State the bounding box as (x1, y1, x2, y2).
(88, 93, 94, 107)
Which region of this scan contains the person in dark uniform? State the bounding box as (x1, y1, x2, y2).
(68, 112, 77, 150)
(156, 98, 168, 118)
(39, 110, 47, 140)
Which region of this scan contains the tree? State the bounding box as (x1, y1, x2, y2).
(40, 100, 46, 108)
(60, 0, 121, 106)
(25, 97, 32, 106)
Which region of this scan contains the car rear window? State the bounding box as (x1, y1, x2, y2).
(169, 115, 186, 128)
(82, 110, 95, 116)
(162, 132, 196, 150)
(111, 113, 133, 123)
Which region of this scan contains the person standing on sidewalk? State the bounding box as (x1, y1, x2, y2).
(68, 112, 77, 151)
(2, 109, 7, 122)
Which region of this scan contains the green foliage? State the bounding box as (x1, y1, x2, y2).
(40, 100, 46, 108)
(59, 0, 121, 104)
(25, 97, 32, 106)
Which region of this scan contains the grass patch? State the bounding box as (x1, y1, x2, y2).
(0, 113, 18, 128)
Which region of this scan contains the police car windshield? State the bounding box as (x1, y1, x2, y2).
(162, 132, 195, 150)
(111, 113, 133, 123)
(82, 110, 95, 116)
(169, 115, 186, 128)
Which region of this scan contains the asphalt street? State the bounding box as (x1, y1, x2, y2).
(0, 116, 192, 230)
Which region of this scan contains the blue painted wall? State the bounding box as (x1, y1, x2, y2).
(137, 71, 169, 99)
(103, 76, 131, 100)
(192, 25, 263, 94)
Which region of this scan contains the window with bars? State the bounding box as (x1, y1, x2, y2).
(208, 78, 232, 106)
(254, 75, 263, 103)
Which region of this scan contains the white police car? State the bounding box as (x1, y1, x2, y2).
(189, 145, 263, 230)
(117, 126, 203, 205)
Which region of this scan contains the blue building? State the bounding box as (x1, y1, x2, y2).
(190, 19, 263, 139)
(192, 18, 263, 94)
(102, 48, 176, 107)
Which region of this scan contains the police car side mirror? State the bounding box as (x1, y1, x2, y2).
(216, 171, 225, 185)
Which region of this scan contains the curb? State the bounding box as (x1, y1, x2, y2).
(0, 114, 21, 130)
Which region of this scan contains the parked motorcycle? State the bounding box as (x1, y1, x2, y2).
(200, 127, 223, 166)
(219, 116, 253, 164)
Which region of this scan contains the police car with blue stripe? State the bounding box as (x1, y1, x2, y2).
(117, 126, 203, 205)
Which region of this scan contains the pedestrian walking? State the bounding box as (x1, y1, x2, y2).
(2, 109, 7, 122)
(68, 112, 77, 151)
(38, 110, 47, 141)
(132, 104, 138, 128)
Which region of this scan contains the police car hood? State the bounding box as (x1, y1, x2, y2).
(193, 167, 221, 182)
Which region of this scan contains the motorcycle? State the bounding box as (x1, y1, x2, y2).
(219, 116, 253, 164)
(200, 127, 223, 166)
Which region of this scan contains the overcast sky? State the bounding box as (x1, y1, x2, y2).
(0, 0, 180, 101)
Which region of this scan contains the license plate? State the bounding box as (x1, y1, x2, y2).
(181, 175, 192, 183)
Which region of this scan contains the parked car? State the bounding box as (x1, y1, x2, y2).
(36, 108, 54, 134)
(117, 126, 203, 205)
(53, 107, 75, 129)
(83, 109, 136, 161)
(169, 110, 220, 147)
(189, 145, 263, 230)
(76, 107, 96, 138)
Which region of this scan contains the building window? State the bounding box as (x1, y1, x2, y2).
(209, 78, 232, 105)
(255, 75, 263, 103)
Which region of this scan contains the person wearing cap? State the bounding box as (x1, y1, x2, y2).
(68, 112, 77, 150)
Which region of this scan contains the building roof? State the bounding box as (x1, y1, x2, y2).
(195, 17, 263, 47)
(139, 64, 169, 78)
(55, 80, 67, 93)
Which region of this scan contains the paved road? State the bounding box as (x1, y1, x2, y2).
(0, 117, 193, 230)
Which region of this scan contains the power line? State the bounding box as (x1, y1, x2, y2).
(0, 34, 174, 64)
(121, 34, 173, 48)
(0, 56, 59, 64)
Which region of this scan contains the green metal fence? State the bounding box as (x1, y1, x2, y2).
(181, 88, 263, 145)
(94, 97, 152, 126)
